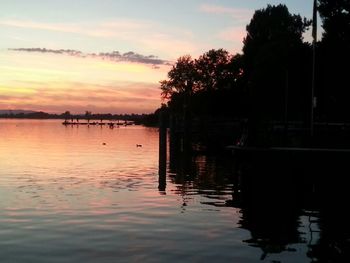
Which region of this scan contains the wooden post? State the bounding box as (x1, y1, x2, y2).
(182, 82, 192, 158)
(169, 114, 179, 172)
(284, 70, 289, 144)
(158, 109, 167, 191)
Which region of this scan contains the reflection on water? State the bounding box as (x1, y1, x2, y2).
(229, 150, 350, 263)
(0, 120, 349, 262)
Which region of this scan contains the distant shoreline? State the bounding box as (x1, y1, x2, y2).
(0, 111, 159, 127)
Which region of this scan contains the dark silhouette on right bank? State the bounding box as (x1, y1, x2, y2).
(157, 3, 350, 260)
(158, 1, 350, 150)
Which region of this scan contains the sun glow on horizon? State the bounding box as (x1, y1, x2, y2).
(0, 50, 170, 114)
(0, 0, 316, 114)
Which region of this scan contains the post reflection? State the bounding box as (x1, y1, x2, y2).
(168, 148, 234, 208)
(158, 110, 167, 193)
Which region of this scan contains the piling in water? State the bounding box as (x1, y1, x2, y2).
(158, 109, 167, 191)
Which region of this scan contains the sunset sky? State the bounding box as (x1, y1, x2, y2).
(0, 0, 317, 114)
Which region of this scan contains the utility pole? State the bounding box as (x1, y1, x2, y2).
(311, 0, 317, 137)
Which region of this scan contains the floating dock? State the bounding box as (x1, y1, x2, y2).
(227, 145, 350, 154)
(62, 121, 133, 126)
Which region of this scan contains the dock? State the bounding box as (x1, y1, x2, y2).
(62, 121, 134, 126)
(227, 145, 350, 154)
(226, 145, 350, 162)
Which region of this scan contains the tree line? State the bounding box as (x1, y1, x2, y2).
(0, 110, 157, 125)
(159, 0, 350, 130)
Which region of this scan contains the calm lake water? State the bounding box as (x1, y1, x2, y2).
(0, 119, 349, 262)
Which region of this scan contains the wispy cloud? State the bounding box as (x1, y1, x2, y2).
(0, 19, 79, 33)
(0, 18, 198, 59)
(199, 4, 253, 22)
(0, 49, 167, 113)
(9, 48, 171, 66)
(139, 33, 198, 59)
(218, 27, 246, 43)
(0, 19, 149, 38)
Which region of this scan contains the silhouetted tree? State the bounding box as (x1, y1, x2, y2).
(195, 49, 234, 91)
(318, 0, 350, 45)
(193, 49, 244, 117)
(317, 0, 350, 121)
(161, 50, 245, 118)
(241, 4, 311, 144)
(160, 55, 197, 100)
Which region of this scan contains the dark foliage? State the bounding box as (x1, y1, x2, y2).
(317, 0, 350, 121)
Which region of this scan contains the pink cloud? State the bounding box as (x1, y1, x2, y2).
(0, 19, 80, 33)
(199, 4, 253, 22)
(0, 19, 151, 39)
(140, 33, 198, 59)
(218, 27, 246, 43)
(0, 18, 198, 60)
(0, 81, 162, 114)
(217, 27, 246, 54)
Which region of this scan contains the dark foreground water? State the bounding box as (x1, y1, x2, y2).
(0, 120, 349, 262)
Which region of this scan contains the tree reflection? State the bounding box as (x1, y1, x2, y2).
(240, 205, 301, 260)
(233, 151, 350, 262)
(165, 144, 350, 262)
(308, 207, 350, 262)
(232, 154, 303, 260)
(168, 148, 234, 208)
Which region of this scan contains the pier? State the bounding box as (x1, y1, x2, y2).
(62, 120, 134, 126)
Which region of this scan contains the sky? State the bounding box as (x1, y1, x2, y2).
(0, 0, 318, 114)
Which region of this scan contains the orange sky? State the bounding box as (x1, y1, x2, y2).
(0, 50, 170, 114)
(0, 1, 316, 114)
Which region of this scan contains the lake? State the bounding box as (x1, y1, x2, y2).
(0, 119, 349, 262)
